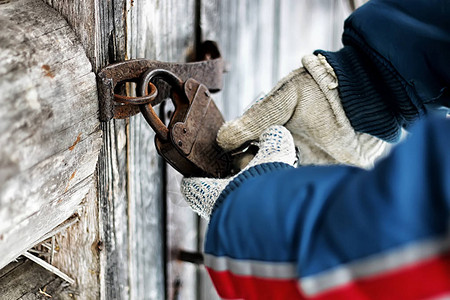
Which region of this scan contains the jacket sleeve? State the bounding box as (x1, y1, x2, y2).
(204, 117, 450, 300)
(314, 0, 450, 142)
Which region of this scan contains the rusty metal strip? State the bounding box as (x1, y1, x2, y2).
(97, 41, 225, 121)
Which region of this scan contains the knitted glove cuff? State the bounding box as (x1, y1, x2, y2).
(182, 126, 297, 220)
(181, 178, 230, 220)
(314, 44, 419, 142)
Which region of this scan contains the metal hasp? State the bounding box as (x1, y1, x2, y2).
(97, 41, 225, 121)
(97, 41, 232, 178)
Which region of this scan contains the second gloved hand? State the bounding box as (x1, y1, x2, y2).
(181, 125, 296, 220)
(217, 54, 389, 169)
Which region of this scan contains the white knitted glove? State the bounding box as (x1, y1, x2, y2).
(217, 54, 389, 168)
(181, 125, 296, 220)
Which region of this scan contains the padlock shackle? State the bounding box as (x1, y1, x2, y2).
(138, 69, 190, 141)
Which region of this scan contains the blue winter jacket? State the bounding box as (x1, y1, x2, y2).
(204, 1, 450, 299)
(205, 118, 450, 300)
(316, 0, 450, 142)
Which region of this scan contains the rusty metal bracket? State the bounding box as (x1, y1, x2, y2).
(97, 41, 232, 178)
(97, 41, 225, 121)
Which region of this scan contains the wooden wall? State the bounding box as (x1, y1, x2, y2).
(0, 0, 101, 279)
(126, 2, 198, 299)
(1, 0, 360, 299)
(201, 0, 352, 120)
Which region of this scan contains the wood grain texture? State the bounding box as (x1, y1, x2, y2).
(79, 0, 130, 297)
(126, 1, 198, 299)
(97, 119, 130, 300)
(201, 0, 351, 120)
(0, 259, 73, 300)
(44, 0, 127, 71)
(128, 116, 165, 300)
(200, 0, 279, 120)
(0, 0, 101, 270)
(276, 0, 350, 78)
(51, 186, 101, 300)
(44, 0, 130, 298)
(49, 0, 198, 298)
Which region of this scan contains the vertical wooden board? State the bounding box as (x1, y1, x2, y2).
(127, 116, 165, 300)
(44, 0, 129, 299)
(51, 186, 101, 300)
(200, 1, 281, 298)
(201, 0, 279, 120)
(277, 0, 351, 78)
(201, 0, 352, 121)
(97, 120, 130, 300)
(164, 131, 198, 300)
(126, 0, 198, 299)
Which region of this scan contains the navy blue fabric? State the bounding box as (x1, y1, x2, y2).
(210, 162, 294, 219)
(205, 117, 450, 277)
(315, 0, 450, 142)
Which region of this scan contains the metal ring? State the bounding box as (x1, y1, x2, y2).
(137, 69, 189, 141)
(138, 69, 184, 96)
(113, 82, 158, 105)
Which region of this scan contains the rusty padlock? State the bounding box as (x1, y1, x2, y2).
(138, 69, 232, 178)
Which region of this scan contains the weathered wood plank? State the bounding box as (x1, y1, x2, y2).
(0, 0, 101, 271)
(45, 0, 127, 71)
(0, 260, 26, 279)
(97, 119, 130, 300)
(276, 0, 351, 78)
(127, 116, 165, 300)
(200, 0, 279, 120)
(0, 259, 73, 300)
(165, 139, 198, 300)
(126, 1, 198, 299)
(44, 0, 202, 298)
(200, 2, 283, 297)
(51, 186, 101, 300)
(44, 0, 129, 298)
(201, 0, 351, 120)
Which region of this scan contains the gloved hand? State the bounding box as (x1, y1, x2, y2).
(217, 54, 389, 169)
(181, 125, 296, 220)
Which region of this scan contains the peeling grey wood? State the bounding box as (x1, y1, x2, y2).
(0, 0, 101, 271)
(126, 1, 198, 299)
(97, 119, 131, 300)
(44, 0, 127, 72)
(0, 259, 73, 300)
(45, 0, 130, 298)
(48, 0, 198, 298)
(275, 0, 350, 78)
(201, 0, 351, 120)
(51, 186, 101, 300)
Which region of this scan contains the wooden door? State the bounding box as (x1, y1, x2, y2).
(0, 0, 356, 299)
